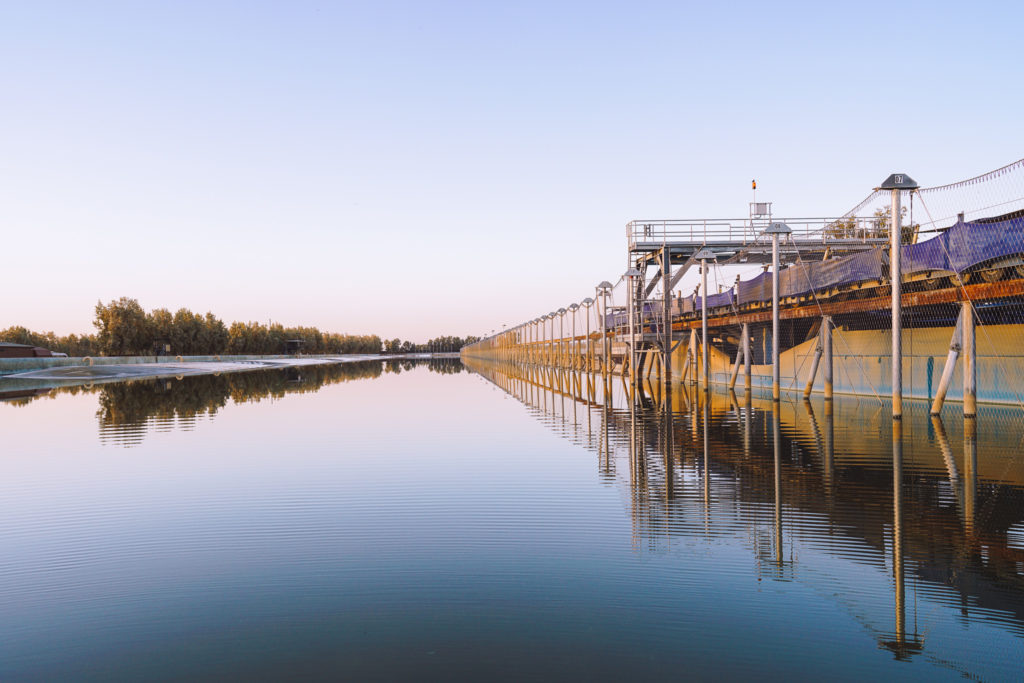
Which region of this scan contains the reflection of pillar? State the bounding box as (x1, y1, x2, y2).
(743, 389, 752, 460)
(689, 329, 698, 385)
(602, 402, 611, 473)
(804, 335, 822, 398)
(823, 399, 834, 490)
(690, 384, 699, 445)
(892, 419, 906, 653)
(703, 394, 710, 531)
(964, 416, 977, 536)
(773, 402, 782, 566)
(932, 414, 960, 493)
(664, 386, 674, 501)
(572, 375, 578, 427)
(628, 384, 638, 533)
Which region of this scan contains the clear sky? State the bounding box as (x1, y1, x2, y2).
(2, 1, 1021, 341)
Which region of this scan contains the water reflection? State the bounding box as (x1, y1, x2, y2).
(1, 358, 466, 447)
(465, 357, 1024, 672)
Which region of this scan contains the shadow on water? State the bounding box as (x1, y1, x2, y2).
(464, 357, 1024, 673)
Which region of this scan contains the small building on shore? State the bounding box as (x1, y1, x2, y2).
(0, 342, 57, 358)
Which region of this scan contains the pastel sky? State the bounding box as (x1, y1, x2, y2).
(2, 1, 1020, 341)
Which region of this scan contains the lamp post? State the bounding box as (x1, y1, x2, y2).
(569, 303, 580, 369)
(532, 319, 538, 363)
(540, 315, 548, 365)
(597, 281, 613, 375)
(766, 222, 791, 401)
(535, 318, 542, 365)
(581, 297, 594, 371)
(878, 173, 919, 419)
(548, 312, 556, 366)
(557, 307, 567, 368)
(694, 248, 716, 390)
(624, 268, 642, 386)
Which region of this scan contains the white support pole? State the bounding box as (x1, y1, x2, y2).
(662, 248, 672, 390)
(561, 313, 569, 370)
(773, 234, 780, 400)
(571, 308, 577, 370)
(729, 345, 741, 390)
(963, 301, 976, 418)
(702, 263, 709, 389)
(626, 272, 637, 387)
(822, 315, 833, 401)
(743, 322, 751, 392)
(549, 316, 554, 366)
(930, 308, 964, 415)
(766, 224, 790, 400)
(694, 249, 715, 391)
(803, 337, 822, 398)
(891, 187, 903, 418)
(585, 304, 591, 372)
(598, 296, 604, 373)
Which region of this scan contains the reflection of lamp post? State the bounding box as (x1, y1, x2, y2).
(596, 281, 613, 375)
(581, 297, 594, 371)
(624, 268, 641, 385)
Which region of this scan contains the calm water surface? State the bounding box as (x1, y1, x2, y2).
(1, 358, 1022, 680)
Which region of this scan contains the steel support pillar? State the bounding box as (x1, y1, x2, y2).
(803, 335, 822, 398)
(767, 223, 790, 401)
(742, 322, 751, 392)
(662, 248, 672, 391)
(822, 315, 833, 400)
(963, 301, 976, 417)
(728, 346, 741, 390)
(930, 307, 963, 415)
(891, 188, 903, 418)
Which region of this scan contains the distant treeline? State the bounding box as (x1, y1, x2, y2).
(382, 336, 478, 354)
(0, 297, 479, 357)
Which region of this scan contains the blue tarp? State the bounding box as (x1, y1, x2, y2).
(778, 248, 887, 299)
(693, 291, 735, 311)
(732, 218, 1022, 307)
(737, 271, 772, 306)
(903, 217, 1024, 274)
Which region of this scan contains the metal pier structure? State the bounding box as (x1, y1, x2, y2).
(621, 210, 889, 400)
(463, 160, 1024, 429)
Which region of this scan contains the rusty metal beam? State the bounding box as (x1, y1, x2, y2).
(674, 278, 1024, 331)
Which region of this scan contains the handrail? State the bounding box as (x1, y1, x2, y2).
(626, 216, 889, 250)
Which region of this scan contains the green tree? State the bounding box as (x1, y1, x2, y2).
(94, 297, 150, 355)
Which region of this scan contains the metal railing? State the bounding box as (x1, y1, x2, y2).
(626, 216, 889, 250)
